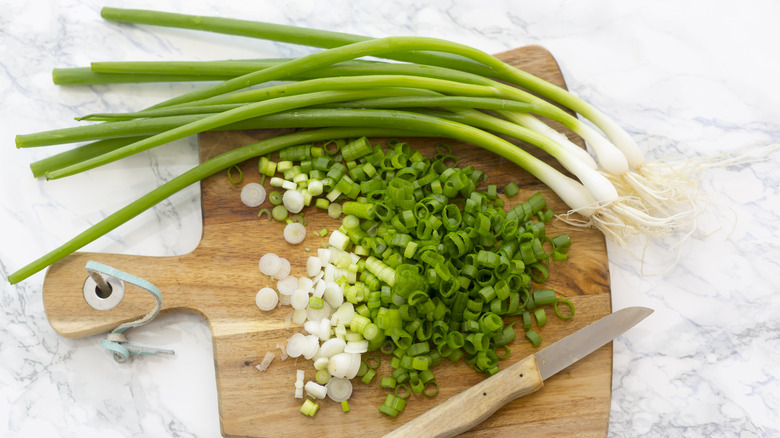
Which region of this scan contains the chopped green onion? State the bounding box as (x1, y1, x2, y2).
(272, 205, 289, 221)
(361, 368, 376, 384)
(315, 369, 331, 385)
(423, 381, 439, 397)
(381, 377, 397, 389)
(554, 298, 575, 320)
(327, 202, 343, 219)
(378, 404, 399, 418)
(504, 181, 520, 198)
(227, 165, 243, 184)
(533, 289, 557, 306)
(257, 208, 271, 220)
(526, 328, 542, 347)
(534, 308, 547, 327)
(299, 399, 319, 417)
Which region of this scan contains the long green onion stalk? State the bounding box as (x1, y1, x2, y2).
(56, 58, 624, 175)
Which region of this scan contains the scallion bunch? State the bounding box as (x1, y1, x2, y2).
(9, 7, 696, 283)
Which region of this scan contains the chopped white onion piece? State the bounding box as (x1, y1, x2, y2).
(323, 264, 336, 282)
(313, 357, 330, 370)
(297, 369, 305, 381)
(258, 253, 281, 276)
(305, 381, 328, 400)
(326, 377, 353, 403)
(279, 293, 291, 306)
(255, 352, 275, 372)
(319, 338, 346, 358)
(328, 230, 350, 251)
(334, 303, 355, 325)
(347, 353, 362, 379)
(284, 223, 307, 245)
(241, 183, 266, 207)
(291, 289, 310, 310)
(334, 324, 347, 340)
(304, 320, 321, 337)
(306, 256, 323, 277)
(284, 311, 293, 329)
(345, 340, 369, 354)
(277, 276, 298, 295)
(303, 335, 320, 360)
(345, 331, 363, 342)
(319, 318, 332, 341)
(277, 344, 288, 361)
(286, 333, 306, 358)
(324, 282, 345, 308)
(273, 258, 291, 280)
(297, 277, 314, 292)
(281, 180, 297, 191)
(318, 248, 332, 266)
(306, 301, 332, 323)
(282, 189, 305, 213)
(327, 353, 352, 379)
(255, 287, 279, 311)
(294, 387, 303, 399)
(292, 309, 308, 325)
(327, 352, 361, 379)
(307, 179, 324, 196)
(313, 279, 327, 298)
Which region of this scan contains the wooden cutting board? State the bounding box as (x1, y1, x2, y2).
(41, 45, 612, 437)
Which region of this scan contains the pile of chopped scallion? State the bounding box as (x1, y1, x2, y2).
(251, 137, 573, 418)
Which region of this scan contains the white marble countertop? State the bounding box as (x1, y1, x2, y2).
(2, 0, 779, 436)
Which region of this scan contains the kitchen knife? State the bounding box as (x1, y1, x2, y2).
(383, 306, 653, 438)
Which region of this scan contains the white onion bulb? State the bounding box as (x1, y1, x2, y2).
(319, 338, 346, 358)
(273, 258, 291, 280)
(326, 377, 353, 402)
(305, 381, 328, 400)
(282, 189, 305, 213)
(255, 288, 279, 311)
(291, 289, 310, 310)
(277, 276, 298, 295)
(286, 333, 306, 358)
(241, 182, 266, 207)
(284, 223, 307, 245)
(258, 253, 281, 276)
(306, 256, 322, 277)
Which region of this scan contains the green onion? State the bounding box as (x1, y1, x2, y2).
(525, 329, 543, 348)
(299, 399, 319, 417)
(554, 298, 575, 320)
(272, 205, 289, 221)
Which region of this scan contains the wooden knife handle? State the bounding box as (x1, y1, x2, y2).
(384, 354, 544, 438)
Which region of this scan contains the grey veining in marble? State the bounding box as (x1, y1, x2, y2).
(2, 0, 779, 436)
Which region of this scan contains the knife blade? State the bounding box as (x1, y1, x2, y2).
(383, 306, 653, 438)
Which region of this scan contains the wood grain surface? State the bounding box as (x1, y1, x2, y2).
(42, 45, 612, 437)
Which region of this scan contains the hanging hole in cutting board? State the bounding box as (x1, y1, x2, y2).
(83, 273, 125, 311)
